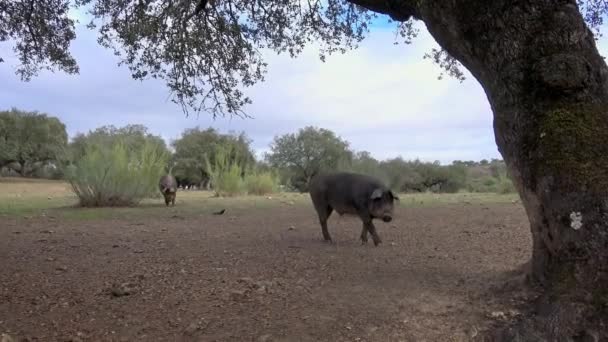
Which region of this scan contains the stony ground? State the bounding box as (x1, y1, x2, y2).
(0, 191, 533, 342)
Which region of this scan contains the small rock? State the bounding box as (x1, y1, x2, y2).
(55, 265, 68, 272)
(184, 321, 200, 336)
(288, 226, 295, 231)
(507, 309, 521, 317)
(133, 249, 144, 254)
(257, 334, 272, 342)
(45, 257, 55, 262)
(366, 326, 378, 334)
(40, 229, 54, 234)
(490, 311, 507, 320)
(237, 277, 254, 284)
(256, 280, 274, 290)
(229, 289, 247, 301)
(345, 325, 352, 330)
(110, 282, 137, 297)
(390, 242, 397, 246)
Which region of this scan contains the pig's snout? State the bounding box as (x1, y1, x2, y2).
(382, 215, 392, 223)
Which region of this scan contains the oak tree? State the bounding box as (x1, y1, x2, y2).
(266, 126, 352, 191)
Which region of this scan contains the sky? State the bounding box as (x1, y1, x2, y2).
(2, 10, 607, 164)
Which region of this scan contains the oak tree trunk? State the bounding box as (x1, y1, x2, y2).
(351, 0, 608, 339)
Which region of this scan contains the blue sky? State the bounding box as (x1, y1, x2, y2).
(2, 10, 607, 164)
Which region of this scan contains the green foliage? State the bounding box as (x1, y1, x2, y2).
(66, 138, 169, 207)
(463, 160, 516, 194)
(347, 151, 390, 185)
(68, 124, 168, 163)
(245, 172, 279, 196)
(0, 0, 78, 80)
(0, 108, 68, 177)
(496, 175, 517, 194)
(65, 124, 170, 207)
(3, 0, 608, 118)
(205, 145, 246, 197)
(172, 127, 255, 188)
(266, 126, 353, 192)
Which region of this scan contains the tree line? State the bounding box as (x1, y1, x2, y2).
(1, 108, 515, 196)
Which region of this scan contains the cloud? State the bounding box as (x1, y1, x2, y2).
(5, 17, 602, 164)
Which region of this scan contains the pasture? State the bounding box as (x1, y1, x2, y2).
(1, 178, 532, 341)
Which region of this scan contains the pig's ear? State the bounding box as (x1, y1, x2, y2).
(389, 190, 399, 201)
(370, 188, 383, 200)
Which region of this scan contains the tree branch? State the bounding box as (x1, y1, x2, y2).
(345, 0, 420, 21)
(185, 0, 209, 21)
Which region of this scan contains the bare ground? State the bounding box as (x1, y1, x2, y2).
(0, 201, 532, 341)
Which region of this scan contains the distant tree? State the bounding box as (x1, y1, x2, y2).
(378, 158, 421, 192)
(0, 108, 68, 176)
(171, 127, 255, 188)
(68, 124, 168, 163)
(266, 126, 352, 192)
(348, 151, 389, 184)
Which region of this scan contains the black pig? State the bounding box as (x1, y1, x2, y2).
(309, 172, 398, 246)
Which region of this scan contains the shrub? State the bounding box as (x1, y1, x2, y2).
(496, 175, 517, 194)
(66, 139, 168, 207)
(245, 171, 279, 195)
(205, 146, 246, 197)
(213, 163, 245, 197)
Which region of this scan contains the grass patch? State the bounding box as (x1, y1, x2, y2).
(0, 179, 521, 220)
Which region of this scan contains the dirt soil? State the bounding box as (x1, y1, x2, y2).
(1, 202, 532, 342)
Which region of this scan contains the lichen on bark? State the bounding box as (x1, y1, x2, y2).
(535, 106, 608, 194)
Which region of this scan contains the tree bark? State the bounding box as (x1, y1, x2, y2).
(349, 0, 608, 339)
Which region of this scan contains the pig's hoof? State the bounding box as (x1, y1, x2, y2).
(373, 239, 382, 246)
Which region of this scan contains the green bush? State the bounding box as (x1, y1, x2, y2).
(496, 175, 516, 194)
(245, 172, 279, 195)
(205, 146, 246, 197)
(66, 139, 169, 207)
(213, 163, 245, 197)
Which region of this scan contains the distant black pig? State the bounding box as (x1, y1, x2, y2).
(159, 174, 177, 206)
(309, 172, 398, 246)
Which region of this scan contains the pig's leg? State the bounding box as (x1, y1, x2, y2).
(317, 205, 333, 242)
(360, 224, 369, 245)
(360, 214, 381, 246)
